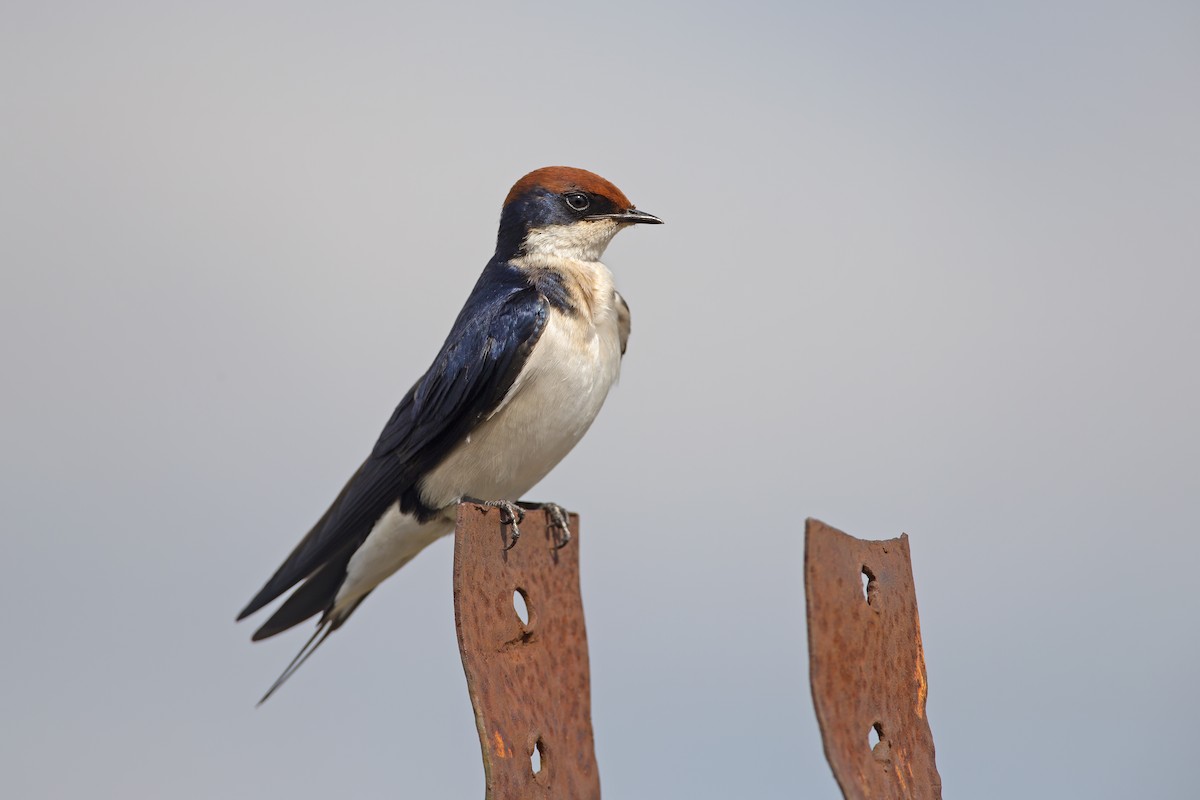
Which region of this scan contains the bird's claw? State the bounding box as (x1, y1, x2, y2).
(543, 502, 572, 549)
(481, 500, 525, 550)
(516, 501, 572, 549)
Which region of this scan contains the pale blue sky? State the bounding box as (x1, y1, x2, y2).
(2, 2, 1197, 797)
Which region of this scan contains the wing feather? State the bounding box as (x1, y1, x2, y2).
(238, 268, 548, 621)
(614, 290, 631, 356)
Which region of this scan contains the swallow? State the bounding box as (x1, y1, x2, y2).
(238, 166, 661, 702)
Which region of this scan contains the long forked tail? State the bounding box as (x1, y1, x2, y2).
(257, 622, 335, 706)
(255, 592, 372, 705)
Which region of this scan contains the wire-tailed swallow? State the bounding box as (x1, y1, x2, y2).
(237, 166, 661, 702)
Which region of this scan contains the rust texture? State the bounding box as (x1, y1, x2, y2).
(805, 518, 942, 800)
(453, 504, 600, 800)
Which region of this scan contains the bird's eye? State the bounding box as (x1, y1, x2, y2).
(564, 192, 590, 212)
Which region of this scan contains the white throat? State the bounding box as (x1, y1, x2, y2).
(521, 219, 623, 262)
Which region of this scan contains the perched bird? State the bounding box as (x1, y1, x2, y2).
(238, 166, 661, 702)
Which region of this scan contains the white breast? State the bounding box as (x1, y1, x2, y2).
(338, 245, 628, 612)
(417, 277, 624, 509)
(337, 296, 623, 612)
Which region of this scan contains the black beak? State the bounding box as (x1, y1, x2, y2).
(586, 208, 664, 225)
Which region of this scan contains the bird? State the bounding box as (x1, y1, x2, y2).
(237, 166, 661, 702)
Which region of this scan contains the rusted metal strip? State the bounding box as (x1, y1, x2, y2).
(805, 518, 942, 800)
(453, 503, 600, 800)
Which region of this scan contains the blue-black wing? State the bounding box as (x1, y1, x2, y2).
(238, 267, 548, 624)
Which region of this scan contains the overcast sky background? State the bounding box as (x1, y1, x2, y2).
(2, 2, 1197, 798)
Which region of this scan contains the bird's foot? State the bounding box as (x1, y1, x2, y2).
(518, 501, 572, 549)
(472, 499, 525, 550)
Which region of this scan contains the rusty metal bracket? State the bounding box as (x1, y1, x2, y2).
(805, 518, 942, 800)
(453, 503, 600, 800)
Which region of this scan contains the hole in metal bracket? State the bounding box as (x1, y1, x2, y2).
(531, 736, 545, 776)
(861, 565, 876, 605)
(513, 588, 530, 625)
(869, 721, 891, 761)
